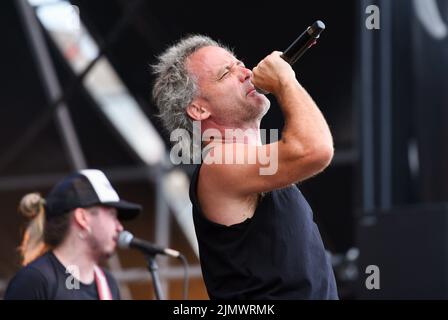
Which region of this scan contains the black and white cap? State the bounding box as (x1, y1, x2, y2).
(44, 169, 142, 220)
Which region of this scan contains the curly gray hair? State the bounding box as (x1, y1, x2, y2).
(152, 35, 232, 149)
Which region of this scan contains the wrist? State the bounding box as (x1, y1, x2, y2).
(276, 78, 301, 97)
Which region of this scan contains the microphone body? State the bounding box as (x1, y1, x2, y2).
(255, 20, 325, 94)
(118, 230, 180, 258)
(281, 20, 326, 65)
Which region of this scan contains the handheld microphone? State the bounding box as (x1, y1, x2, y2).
(281, 20, 325, 65)
(118, 230, 181, 258)
(255, 20, 325, 94)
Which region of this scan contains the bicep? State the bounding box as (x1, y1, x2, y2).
(204, 141, 332, 196)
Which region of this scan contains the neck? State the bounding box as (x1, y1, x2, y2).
(53, 234, 97, 284)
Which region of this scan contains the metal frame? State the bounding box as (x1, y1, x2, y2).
(359, 0, 393, 212)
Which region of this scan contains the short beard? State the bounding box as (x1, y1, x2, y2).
(87, 237, 113, 263)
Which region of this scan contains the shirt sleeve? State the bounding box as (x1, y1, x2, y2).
(4, 267, 49, 300)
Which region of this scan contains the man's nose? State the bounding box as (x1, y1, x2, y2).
(239, 67, 252, 82)
(116, 220, 123, 232)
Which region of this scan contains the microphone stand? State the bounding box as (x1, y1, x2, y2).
(144, 254, 164, 300)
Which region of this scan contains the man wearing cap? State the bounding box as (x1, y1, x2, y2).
(4, 169, 141, 300)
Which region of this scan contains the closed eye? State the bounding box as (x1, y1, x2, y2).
(218, 70, 230, 80)
(217, 60, 245, 81)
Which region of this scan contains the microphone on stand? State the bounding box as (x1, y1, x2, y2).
(118, 230, 190, 300)
(118, 230, 181, 258)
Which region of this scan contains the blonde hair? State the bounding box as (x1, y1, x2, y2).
(18, 193, 48, 266)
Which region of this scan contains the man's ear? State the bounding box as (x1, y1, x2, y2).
(73, 208, 90, 231)
(186, 101, 211, 121)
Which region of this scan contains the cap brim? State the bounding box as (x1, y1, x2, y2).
(103, 200, 142, 221)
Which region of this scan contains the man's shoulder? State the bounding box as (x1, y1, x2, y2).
(14, 251, 54, 277)
(24, 251, 58, 276)
(4, 257, 52, 299)
(12, 263, 48, 282)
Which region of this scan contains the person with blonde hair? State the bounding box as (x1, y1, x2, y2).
(18, 192, 48, 266)
(5, 169, 141, 300)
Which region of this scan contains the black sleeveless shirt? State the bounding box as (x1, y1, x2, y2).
(189, 164, 338, 299)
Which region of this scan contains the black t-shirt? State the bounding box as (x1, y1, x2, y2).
(4, 251, 120, 300)
(190, 164, 339, 300)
